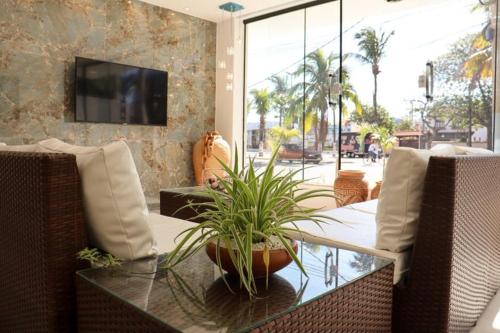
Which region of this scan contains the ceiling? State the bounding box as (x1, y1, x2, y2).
(139, 0, 312, 22)
(139, 0, 455, 23)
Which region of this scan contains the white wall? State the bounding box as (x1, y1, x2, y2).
(215, 18, 244, 160)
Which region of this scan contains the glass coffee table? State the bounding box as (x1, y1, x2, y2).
(76, 241, 394, 332)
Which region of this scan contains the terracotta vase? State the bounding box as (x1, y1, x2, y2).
(371, 180, 383, 200)
(193, 131, 231, 185)
(334, 170, 369, 207)
(205, 240, 298, 279)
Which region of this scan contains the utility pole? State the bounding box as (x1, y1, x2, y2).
(468, 89, 473, 147)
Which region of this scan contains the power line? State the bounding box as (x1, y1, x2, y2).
(247, 0, 482, 89)
(248, 19, 365, 89)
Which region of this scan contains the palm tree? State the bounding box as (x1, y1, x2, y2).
(269, 127, 300, 150)
(249, 88, 272, 146)
(354, 28, 394, 116)
(269, 74, 291, 127)
(295, 49, 362, 150)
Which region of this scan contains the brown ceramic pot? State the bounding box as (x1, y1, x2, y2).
(205, 240, 298, 279)
(334, 170, 369, 207)
(371, 180, 383, 200)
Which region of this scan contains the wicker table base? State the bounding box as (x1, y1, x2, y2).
(76, 264, 393, 333)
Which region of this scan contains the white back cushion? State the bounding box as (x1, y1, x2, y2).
(376, 147, 455, 252)
(455, 146, 494, 155)
(39, 138, 156, 260)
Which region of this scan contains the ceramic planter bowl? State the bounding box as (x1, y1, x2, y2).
(205, 240, 298, 278)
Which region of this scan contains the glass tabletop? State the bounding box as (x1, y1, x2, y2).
(77, 242, 392, 333)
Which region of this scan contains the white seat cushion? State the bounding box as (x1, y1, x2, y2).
(0, 143, 41, 152)
(148, 213, 200, 255)
(285, 200, 409, 284)
(471, 289, 500, 332)
(375, 147, 457, 252)
(39, 138, 156, 260)
(348, 199, 378, 215)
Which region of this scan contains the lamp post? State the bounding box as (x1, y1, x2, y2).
(410, 99, 428, 149)
(329, 73, 342, 166)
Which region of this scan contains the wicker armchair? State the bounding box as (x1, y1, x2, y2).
(0, 151, 88, 332)
(2, 151, 499, 332)
(394, 155, 500, 332)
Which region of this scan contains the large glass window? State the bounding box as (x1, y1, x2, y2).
(342, 0, 497, 182)
(245, 10, 306, 179)
(244, 0, 497, 185)
(244, 2, 341, 184)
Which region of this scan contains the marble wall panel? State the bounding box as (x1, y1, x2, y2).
(0, 0, 216, 196)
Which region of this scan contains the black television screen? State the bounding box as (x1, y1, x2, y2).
(75, 57, 168, 126)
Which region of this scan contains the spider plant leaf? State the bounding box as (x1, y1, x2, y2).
(263, 244, 270, 289)
(162, 224, 207, 267)
(165, 145, 339, 296)
(276, 233, 308, 277)
(215, 238, 235, 294)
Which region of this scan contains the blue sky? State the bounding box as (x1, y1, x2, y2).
(246, 0, 489, 123)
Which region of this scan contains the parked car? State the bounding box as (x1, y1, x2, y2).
(277, 144, 322, 164)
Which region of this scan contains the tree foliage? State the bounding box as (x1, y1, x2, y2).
(395, 118, 416, 132)
(293, 50, 361, 150)
(350, 104, 395, 134)
(353, 28, 394, 115)
(250, 88, 272, 145)
(432, 31, 493, 147)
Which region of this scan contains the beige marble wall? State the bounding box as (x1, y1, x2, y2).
(0, 0, 216, 196)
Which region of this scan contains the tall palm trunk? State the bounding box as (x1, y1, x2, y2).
(477, 81, 493, 150)
(372, 65, 379, 117)
(314, 122, 319, 150)
(259, 114, 266, 146)
(319, 110, 328, 151)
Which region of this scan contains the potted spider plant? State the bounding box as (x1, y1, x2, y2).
(162, 147, 334, 296)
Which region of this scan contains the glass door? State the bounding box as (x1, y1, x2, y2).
(245, 10, 306, 179)
(244, 1, 342, 185)
(341, 0, 497, 183)
(303, 2, 342, 185)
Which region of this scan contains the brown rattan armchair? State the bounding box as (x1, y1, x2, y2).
(3, 151, 498, 332)
(394, 155, 500, 332)
(0, 151, 88, 332)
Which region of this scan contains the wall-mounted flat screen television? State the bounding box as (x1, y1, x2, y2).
(75, 57, 168, 126)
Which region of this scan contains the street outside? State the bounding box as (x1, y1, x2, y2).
(246, 150, 384, 187)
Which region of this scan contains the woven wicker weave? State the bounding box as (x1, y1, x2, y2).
(394, 155, 500, 332)
(77, 276, 176, 332)
(0, 152, 88, 332)
(250, 265, 394, 333)
(76, 264, 393, 332)
(3, 152, 496, 331)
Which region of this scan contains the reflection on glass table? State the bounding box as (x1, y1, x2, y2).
(77, 241, 392, 333)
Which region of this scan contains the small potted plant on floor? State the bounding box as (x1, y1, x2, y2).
(162, 148, 334, 296)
